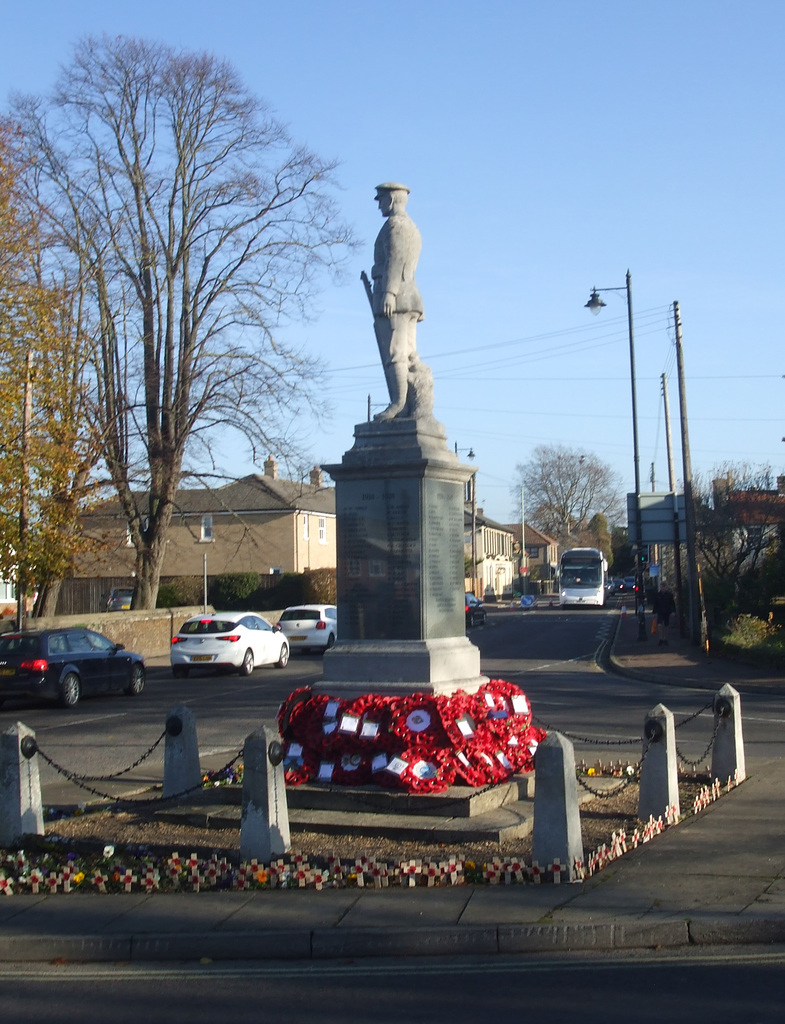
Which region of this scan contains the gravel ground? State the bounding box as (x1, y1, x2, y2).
(43, 778, 705, 865)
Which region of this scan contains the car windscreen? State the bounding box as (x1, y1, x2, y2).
(279, 609, 320, 621)
(0, 635, 41, 655)
(178, 619, 237, 635)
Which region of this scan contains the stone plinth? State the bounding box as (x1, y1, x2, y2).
(320, 417, 486, 695)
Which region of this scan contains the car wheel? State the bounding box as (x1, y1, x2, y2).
(60, 672, 81, 709)
(275, 644, 289, 669)
(238, 648, 254, 676)
(323, 633, 336, 653)
(172, 665, 189, 679)
(125, 664, 145, 696)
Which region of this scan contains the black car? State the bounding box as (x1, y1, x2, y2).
(465, 593, 487, 628)
(0, 628, 145, 709)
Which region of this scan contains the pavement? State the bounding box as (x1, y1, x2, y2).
(2, 608, 785, 963)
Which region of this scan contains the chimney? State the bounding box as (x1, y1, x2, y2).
(309, 466, 323, 488)
(264, 455, 277, 479)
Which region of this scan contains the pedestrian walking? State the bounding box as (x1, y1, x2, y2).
(652, 583, 676, 645)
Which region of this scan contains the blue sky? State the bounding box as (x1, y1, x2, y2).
(2, 0, 782, 524)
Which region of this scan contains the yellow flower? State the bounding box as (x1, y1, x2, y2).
(587, 767, 596, 776)
(74, 872, 85, 884)
(255, 870, 268, 884)
(465, 861, 475, 870)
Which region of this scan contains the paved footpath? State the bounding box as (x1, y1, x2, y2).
(1, 612, 784, 963)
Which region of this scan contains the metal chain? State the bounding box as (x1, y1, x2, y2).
(532, 714, 639, 746)
(51, 731, 167, 782)
(534, 697, 714, 749)
(576, 741, 649, 798)
(577, 770, 638, 799)
(35, 742, 244, 809)
(35, 748, 131, 804)
(125, 748, 245, 807)
(676, 716, 721, 769)
(674, 700, 714, 728)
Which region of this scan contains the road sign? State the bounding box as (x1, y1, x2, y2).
(627, 492, 686, 544)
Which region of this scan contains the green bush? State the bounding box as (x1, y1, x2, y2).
(725, 614, 774, 647)
(254, 569, 336, 610)
(718, 613, 785, 669)
(211, 572, 262, 610)
(156, 576, 204, 607)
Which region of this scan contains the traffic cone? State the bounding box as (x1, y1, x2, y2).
(621, 605, 627, 618)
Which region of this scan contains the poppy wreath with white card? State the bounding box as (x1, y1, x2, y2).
(389, 694, 450, 750)
(330, 751, 374, 786)
(345, 693, 399, 751)
(281, 739, 318, 786)
(394, 745, 457, 793)
(438, 690, 486, 751)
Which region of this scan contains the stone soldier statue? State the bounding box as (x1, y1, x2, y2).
(363, 182, 433, 421)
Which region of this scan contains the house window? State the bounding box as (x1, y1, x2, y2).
(200, 515, 213, 542)
(303, 514, 309, 541)
(126, 524, 133, 547)
(0, 580, 15, 602)
(270, 567, 282, 575)
(318, 517, 327, 544)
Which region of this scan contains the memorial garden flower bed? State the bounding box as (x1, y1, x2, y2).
(0, 771, 722, 893)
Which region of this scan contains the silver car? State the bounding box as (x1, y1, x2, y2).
(277, 604, 337, 654)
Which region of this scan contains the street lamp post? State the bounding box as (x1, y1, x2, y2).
(455, 444, 477, 595)
(586, 271, 647, 641)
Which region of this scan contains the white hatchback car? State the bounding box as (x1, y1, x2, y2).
(170, 613, 289, 677)
(277, 604, 337, 654)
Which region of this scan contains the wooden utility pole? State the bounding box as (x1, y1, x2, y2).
(673, 302, 702, 645)
(662, 372, 685, 636)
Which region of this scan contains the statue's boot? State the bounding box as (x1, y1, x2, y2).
(374, 361, 409, 421)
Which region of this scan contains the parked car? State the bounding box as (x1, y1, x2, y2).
(106, 587, 134, 612)
(465, 593, 486, 627)
(0, 628, 145, 709)
(277, 605, 337, 654)
(170, 612, 289, 677)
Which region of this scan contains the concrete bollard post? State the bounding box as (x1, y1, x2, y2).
(638, 703, 680, 822)
(0, 723, 44, 845)
(240, 723, 291, 862)
(711, 683, 746, 785)
(162, 705, 201, 799)
(532, 731, 584, 882)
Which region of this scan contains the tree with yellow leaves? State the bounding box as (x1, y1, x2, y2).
(0, 122, 99, 620)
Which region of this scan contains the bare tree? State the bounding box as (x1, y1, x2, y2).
(14, 36, 354, 607)
(694, 462, 780, 602)
(512, 445, 625, 541)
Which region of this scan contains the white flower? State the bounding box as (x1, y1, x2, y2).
(103, 845, 115, 859)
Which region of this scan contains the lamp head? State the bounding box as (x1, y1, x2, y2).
(585, 289, 606, 315)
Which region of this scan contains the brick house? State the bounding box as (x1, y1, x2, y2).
(78, 458, 336, 581)
(503, 523, 560, 593)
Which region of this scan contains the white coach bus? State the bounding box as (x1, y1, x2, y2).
(559, 547, 608, 608)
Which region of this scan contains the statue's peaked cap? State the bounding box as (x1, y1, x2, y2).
(375, 182, 410, 195)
